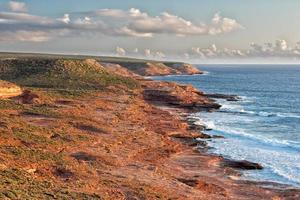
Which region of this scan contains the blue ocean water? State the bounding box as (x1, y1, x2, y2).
(152, 65, 300, 187)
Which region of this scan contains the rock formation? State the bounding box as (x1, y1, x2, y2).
(166, 63, 203, 75)
(205, 93, 241, 101)
(143, 81, 221, 111)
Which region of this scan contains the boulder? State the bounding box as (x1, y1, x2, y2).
(205, 93, 241, 101)
(222, 159, 263, 170)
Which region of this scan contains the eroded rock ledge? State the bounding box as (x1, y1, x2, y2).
(205, 93, 241, 101)
(142, 81, 221, 112)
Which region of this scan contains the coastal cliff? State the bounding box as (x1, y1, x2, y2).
(102, 61, 202, 76)
(0, 55, 298, 199)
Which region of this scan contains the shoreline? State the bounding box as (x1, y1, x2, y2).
(148, 67, 300, 189)
(144, 73, 300, 190)
(156, 97, 298, 188)
(0, 57, 299, 199)
(138, 74, 300, 198)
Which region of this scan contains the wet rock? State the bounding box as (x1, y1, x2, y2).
(188, 139, 208, 147)
(211, 135, 225, 139)
(188, 124, 206, 132)
(181, 102, 221, 112)
(205, 93, 241, 101)
(197, 133, 212, 139)
(222, 159, 263, 170)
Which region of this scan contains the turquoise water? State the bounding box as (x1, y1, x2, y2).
(152, 65, 300, 187)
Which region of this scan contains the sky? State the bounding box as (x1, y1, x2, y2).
(1, 0, 300, 63)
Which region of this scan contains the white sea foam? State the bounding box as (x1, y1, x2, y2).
(202, 71, 210, 75)
(208, 137, 300, 187)
(191, 106, 300, 187)
(210, 122, 300, 150)
(194, 118, 216, 130)
(156, 65, 300, 187)
(277, 113, 300, 119)
(219, 101, 300, 119)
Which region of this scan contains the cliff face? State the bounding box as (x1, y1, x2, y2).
(142, 81, 220, 111)
(100, 62, 141, 78)
(167, 63, 202, 75)
(136, 62, 178, 76)
(0, 80, 22, 99)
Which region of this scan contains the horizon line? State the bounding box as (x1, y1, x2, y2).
(2, 51, 300, 65)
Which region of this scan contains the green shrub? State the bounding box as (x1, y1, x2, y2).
(0, 59, 139, 90)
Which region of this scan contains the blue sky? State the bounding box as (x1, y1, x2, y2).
(1, 0, 300, 63)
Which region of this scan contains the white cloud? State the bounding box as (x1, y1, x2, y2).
(94, 8, 147, 19)
(94, 9, 127, 18)
(116, 46, 126, 56)
(0, 8, 243, 42)
(133, 48, 139, 53)
(275, 39, 288, 51)
(209, 13, 243, 35)
(144, 49, 152, 57)
(8, 1, 27, 13)
(58, 14, 70, 24)
(186, 39, 300, 60)
(0, 30, 51, 42)
(0, 12, 53, 24)
(91, 8, 242, 37)
(117, 27, 153, 37)
(154, 51, 166, 58)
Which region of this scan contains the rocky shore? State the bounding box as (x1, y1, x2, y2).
(0, 56, 299, 199)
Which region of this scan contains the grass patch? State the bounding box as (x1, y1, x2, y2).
(0, 99, 24, 110)
(1, 146, 63, 163)
(0, 168, 102, 199)
(0, 58, 139, 90)
(12, 126, 54, 145)
(22, 104, 60, 118)
(47, 89, 91, 98)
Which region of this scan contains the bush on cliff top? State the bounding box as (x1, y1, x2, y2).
(0, 58, 139, 90)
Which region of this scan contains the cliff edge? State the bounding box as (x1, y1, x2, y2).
(103, 61, 202, 76)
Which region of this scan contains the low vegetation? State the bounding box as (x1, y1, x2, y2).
(0, 58, 139, 90)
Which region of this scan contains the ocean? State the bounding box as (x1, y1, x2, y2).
(152, 65, 300, 188)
